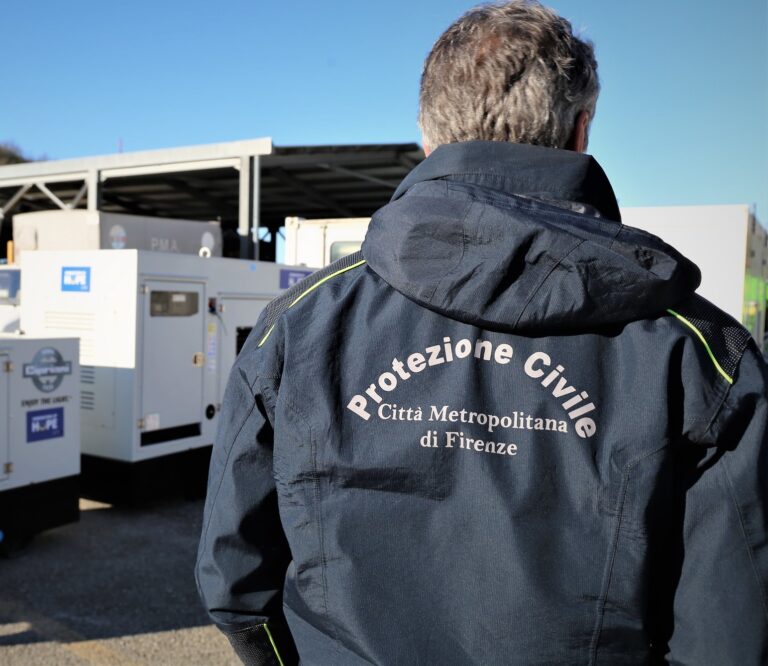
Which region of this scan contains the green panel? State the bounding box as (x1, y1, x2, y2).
(742, 273, 766, 351)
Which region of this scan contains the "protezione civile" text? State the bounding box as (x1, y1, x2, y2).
(346, 337, 598, 439)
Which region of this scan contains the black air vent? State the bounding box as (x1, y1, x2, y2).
(236, 327, 253, 356)
(141, 423, 201, 446)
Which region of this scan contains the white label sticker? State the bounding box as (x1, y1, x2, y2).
(206, 321, 217, 373)
(144, 413, 160, 431)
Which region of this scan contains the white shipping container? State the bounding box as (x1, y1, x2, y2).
(13, 210, 222, 261)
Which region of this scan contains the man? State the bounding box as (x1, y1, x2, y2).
(196, 2, 768, 664)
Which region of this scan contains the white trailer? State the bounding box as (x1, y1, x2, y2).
(20, 250, 312, 502)
(0, 335, 80, 551)
(0, 266, 21, 333)
(13, 210, 222, 261)
(284, 216, 369, 267)
(284, 206, 768, 350)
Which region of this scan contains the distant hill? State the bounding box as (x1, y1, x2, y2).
(0, 143, 28, 165)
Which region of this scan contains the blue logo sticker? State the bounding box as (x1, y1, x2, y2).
(61, 266, 91, 292)
(280, 268, 313, 289)
(27, 407, 64, 442)
(23, 347, 72, 393)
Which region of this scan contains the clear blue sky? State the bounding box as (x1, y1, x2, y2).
(2, 0, 766, 220)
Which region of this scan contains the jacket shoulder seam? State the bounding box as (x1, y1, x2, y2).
(514, 239, 584, 328)
(666, 308, 735, 384)
(666, 296, 751, 387)
(257, 252, 367, 348)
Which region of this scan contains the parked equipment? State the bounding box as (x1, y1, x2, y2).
(0, 266, 21, 333)
(19, 250, 311, 502)
(0, 335, 80, 551)
(284, 216, 369, 267)
(13, 210, 222, 261)
(8, 211, 223, 326)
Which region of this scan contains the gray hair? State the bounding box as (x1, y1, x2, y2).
(418, 1, 599, 150)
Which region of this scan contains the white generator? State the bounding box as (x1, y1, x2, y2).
(19, 250, 311, 502)
(0, 335, 80, 551)
(284, 216, 369, 267)
(0, 266, 21, 333)
(13, 210, 222, 261)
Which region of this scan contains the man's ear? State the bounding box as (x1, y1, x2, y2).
(423, 143, 432, 157)
(566, 110, 590, 153)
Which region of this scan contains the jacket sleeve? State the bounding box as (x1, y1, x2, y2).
(666, 341, 768, 664)
(195, 358, 298, 666)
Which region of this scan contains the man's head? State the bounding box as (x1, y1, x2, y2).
(418, 1, 599, 154)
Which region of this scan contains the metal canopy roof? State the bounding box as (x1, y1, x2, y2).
(0, 138, 423, 260)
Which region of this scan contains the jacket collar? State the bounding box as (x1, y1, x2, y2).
(393, 141, 622, 223)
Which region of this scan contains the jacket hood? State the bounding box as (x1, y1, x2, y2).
(362, 141, 701, 334)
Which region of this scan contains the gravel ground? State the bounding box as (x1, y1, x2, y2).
(0, 499, 239, 665)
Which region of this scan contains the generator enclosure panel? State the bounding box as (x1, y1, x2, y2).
(284, 216, 369, 267)
(20, 250, 303, 466)
(0, 266, 21, 333)
(0, 335, 80, 543)
(13, 210, 222, 261)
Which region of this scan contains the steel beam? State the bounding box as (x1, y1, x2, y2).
(163, 177, 233, 212)
(100, 192, 161, 217)
(397, 154, 420, 171)
(0, 138, 272, 182)
(101, 158, 240, 181)
(35, 183, 69, 210)
(238, 156, 260, 259)
(86, 170, 99, 211)
(238, 156, 251, 259)
(0, 172, 90, 188)
(0, 183, 33, 218)
(317, 163, 397, 189)
(70, 182, 88, 209)
(270, 167, 353, 217)
(252, 156, 261, 259)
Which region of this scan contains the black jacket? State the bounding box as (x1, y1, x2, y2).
(197, 141, 768, 665)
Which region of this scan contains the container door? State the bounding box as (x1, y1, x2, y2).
(140, 281, 204, 445)
(0, 355, 9, 482)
